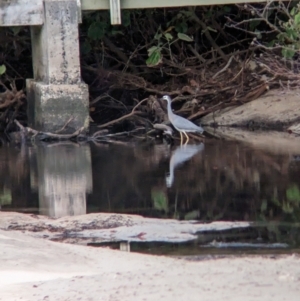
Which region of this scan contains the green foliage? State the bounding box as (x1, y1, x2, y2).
(249, 20, 261, 31)
(88, 21, 107, 40)
(146, 50, 162, 67)
(238, 3, 300, 59)
(9, 26, 21, 36)
(145, 14, 194, 67)
(82, 10, 131, 55)
(167, 10, 191, 33)
(184, 210, 199, 220)
(177, 33, 193, 42)
(258, 185, 300, 221)
(87, 16, 128, 41)
(286, 184, 300, 204)
(222, 6, 232, 13)
(276, 4, 300, 59)
(164, 33, 173, 41)
(151, 190, 168, 212)
(175, 22, 188, 34)
(282, 201, 294, 214)
(0, 189, 12, 205)
(260, 199, 268, 212)
(0, 64, 6, 76)
(281, 48, 296, 61)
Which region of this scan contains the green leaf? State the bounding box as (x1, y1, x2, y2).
(147, 45, 160, 56)
(110, 29, 123, 36)
(286, 185, 300, 203)
(154, 33, 162, 40)
(223, 6, 231, 13)
(180, 10, 193, 17)
(277, 33, 286, 43)
(0, 188, 12, 205)
(88, 21, 107, 40)
(175, 22, 188, 33)
(177, 32, 193, 42)
(205, 11, 213, 18)
(282, 201, 294, 213)
(207, 26, 217, 33)
(0, 64, 6, 75)
(249, 20, 261, 31)
(295, 13, 300, 25)
(282, 47, 295, 59)
(146, 50, 162, 67)
(285, 28, 297, 40)
(184, 210, 199, 220)
(151, 190, 168, 212)
(254, 29, 262, 39)
(291, 7, 296, 16)
(164, 33, 173, 41)
(260, 199, 267, 212)
(271, 197, 280, 206)
(10, 26, 21, 36)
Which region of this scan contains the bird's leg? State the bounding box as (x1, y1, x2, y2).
(179, 132, 183, 145)
(183, 132, 189, 145)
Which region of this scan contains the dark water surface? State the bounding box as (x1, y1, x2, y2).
(0, 139, 300, 254)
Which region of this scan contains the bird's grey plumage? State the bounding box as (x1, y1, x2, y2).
(162, 95, 203, 144)
(170, 114, 204, 133)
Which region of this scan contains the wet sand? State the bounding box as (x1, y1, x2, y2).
(0, 227, 299, 301)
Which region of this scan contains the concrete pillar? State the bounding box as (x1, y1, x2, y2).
(27, 0, 89, 133)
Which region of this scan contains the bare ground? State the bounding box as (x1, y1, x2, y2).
(0, 212, 250, 244)
(201, 89, 300, 130)
(0, 213, 299, 301)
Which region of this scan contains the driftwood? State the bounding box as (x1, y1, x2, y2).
(14, 120, 85, 141)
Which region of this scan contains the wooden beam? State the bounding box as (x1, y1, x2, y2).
(77, 0, 83, 23)
(82, 0, 268, 10)
(0, 0, 276, 27)
(110, 0, 121, 24)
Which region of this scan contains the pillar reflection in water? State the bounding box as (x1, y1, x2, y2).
(34, 143, 92, 217)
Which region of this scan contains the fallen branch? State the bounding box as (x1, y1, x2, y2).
(212, 56, 234, 79)
(14, 120, 84, 140)
(55, 117, 74, 134)
(96, 98, 149, 129)
(91, 127, 145, 140)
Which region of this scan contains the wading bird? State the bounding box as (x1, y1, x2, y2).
(162, 95, 204, 145)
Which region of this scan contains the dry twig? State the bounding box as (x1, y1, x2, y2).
(14, 120, 84, 140)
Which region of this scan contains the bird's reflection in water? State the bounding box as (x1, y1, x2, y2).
(166, 143, 204, 188)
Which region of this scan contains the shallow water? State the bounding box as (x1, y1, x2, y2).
(0, 138, 300, 254)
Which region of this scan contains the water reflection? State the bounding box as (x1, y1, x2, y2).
(32, 143, 93, 217)
(166, 144, 204, 187)
(0, 138, 299, 251)
(0, 139, 299, 226)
